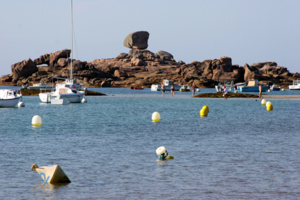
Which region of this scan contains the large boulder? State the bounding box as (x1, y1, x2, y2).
(156, 51, 174, 61)
(123, 31, 149, 50)
(49, 49, 71, 66)
(244, 64, 261, 80)
(11, 58, 38, 82)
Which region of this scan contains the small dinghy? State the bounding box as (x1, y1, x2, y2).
(31, 164, 71, 184)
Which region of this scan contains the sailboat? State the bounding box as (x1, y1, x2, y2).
(39, 0, 85, 104)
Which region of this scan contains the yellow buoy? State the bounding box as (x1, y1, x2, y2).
(203, 105, 209, 113)
(200, 105, 209, 117)
(266, 101, 271, 106)
(266, 103, 273, 111)
(261, 99, 266, 105)
(152, 112, 161, 122)
(200, 109, 208, 117)
(32, 115, 42, 127)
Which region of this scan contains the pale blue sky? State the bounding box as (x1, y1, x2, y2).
(0, 0, 299, 77)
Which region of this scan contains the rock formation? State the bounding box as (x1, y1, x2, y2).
(1, 31, 299, 88)
(123, 31, 149, 50)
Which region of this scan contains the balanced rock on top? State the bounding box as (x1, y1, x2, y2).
(123, 31, 149, 50)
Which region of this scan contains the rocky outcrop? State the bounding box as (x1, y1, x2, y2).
(1, 31, 299, 88)
(11, 58, 38, 83)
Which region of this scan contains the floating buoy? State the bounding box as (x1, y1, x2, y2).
(200, 105, 209, 117)
(196, 88, 200, 92)
(81, 97, 87, 103)
(203, 105, 209, 113)
(268, 89, 271, 92)
(31, 163, 71, 184)
(32, 115, 42, 127)
(266, 101, 271, 106)
(18, 101, 25, 107)
(266, 103, 273, 111)
(261, 99, 266, 105)
(282, 88, 285, 91)
(156, 146, 174, 160)
(152, 112, 161, 122)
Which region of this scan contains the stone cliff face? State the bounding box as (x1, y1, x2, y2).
(1, 31, 299, 88)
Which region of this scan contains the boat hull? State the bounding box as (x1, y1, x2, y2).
(238, 86, 268, 92)
(0, 97, 21, 107)
(289, 86, 300, 90)
(39, 90, 85, 103)
(151, 84, 180, 91)
(53, 92, 85, 103)
(39, 92, 52, 103)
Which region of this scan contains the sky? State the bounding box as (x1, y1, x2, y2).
(0, 0, 299, 77)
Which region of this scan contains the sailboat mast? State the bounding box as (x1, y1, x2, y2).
(70, 0, 73, 80)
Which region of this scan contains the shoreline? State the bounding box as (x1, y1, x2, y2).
(262, 95, 300, 99)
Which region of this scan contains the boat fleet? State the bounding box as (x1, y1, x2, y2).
(1, 78, 299, 108)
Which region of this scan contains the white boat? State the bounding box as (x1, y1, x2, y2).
(0, 89, 22, 107)
(39, 79, 85, 103)
(31, 164, 71, 184)
(269, 84, 281, 91)
(289, 80, 300, 90)
(28, 82, 54, 89)
(215, 79, 235, 92)
(39, 0, 86, 104)
(151, 79, 181, 91)
(179, 85, 191, 92)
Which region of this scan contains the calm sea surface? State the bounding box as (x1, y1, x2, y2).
(0, 88, 299, 200)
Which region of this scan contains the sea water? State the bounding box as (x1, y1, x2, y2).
(0, 88, 299, 199)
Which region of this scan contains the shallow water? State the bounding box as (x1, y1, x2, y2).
(0, 88, 299, 199)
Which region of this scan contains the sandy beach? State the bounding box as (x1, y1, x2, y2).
(263, 95, 300, 99)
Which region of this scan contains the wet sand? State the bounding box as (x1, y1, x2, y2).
(263, 95, 300, 99)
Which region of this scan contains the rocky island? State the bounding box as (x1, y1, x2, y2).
(0, 31, 299, 88)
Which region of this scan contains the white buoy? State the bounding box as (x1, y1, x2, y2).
(261, 99, 266, 105)
(18, 101, 25, 107)
(196, 88, 200, 92)
(282, 88, 285, 91)
(81, 97, 87, 103)
(156, 146, 168, 160)
(32, 115, 42, 127)
(156, 146, 174, 160)
(152, 112, 161, 122)
(268, 89, 271, 92)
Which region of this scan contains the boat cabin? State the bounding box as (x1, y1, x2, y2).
(163, 80, 174, 86)
(247, 80, 259, 87)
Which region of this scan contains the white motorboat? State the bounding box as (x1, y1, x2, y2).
(151, 79, 181, 91)
(179, 85, 191, 92)
(215, 79, 235, 92)
(0, 89, 22, 107)
(289, 80, 300, 90)
(28, 82, 54, 89)
(39, 0, 86, 104)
